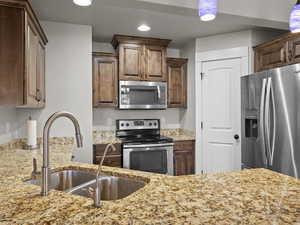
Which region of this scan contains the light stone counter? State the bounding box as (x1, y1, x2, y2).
(0, 140, 300, 224)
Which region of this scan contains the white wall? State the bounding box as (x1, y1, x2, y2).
(93, 108, 181, 131)
(17, 21, 93, 163)
(92, 42, 114, 53)
(0, 107, 20, 143)
(92, 42, 182, 131)
(196, 30, 253, 53)
(180, 41, 196, 131)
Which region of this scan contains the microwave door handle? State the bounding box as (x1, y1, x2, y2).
(157, 86, 161, 99)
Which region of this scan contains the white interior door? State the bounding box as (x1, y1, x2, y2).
(201, 58, 242, 174)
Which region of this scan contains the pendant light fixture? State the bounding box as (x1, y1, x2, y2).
(290, 0, 300, 33)
(198, 0, 217, 21)
(73, 0, 93, 7)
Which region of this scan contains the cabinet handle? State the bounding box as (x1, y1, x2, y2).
(289, 49, 293, 62)
(36, 89, 41, 102)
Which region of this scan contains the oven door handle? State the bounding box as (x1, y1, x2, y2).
(123, 143, 174, 149)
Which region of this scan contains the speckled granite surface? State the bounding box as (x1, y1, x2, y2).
(161, 129, 195, 141)
(0, 140, 300, 224)
(93, 129, 195, 144)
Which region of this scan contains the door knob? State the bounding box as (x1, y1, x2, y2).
(234, 134, 240, 140)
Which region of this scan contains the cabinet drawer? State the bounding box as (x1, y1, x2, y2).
(174, 140, 195, 152)
(94, 155, 122, 168)
(93, 144, 122, 156)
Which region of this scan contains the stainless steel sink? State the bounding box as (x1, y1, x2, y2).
(25, 170, 96, 191)
(69, 176, 146, 200)
(24, 169, 146, 200)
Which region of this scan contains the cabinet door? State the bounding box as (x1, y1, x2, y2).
(119, 44, 144, 81)
(288, 37, 300, 64)
(167, 62, 187, 108)
(174, 140, 195, 176)
(93, 55, 118, 107)
(25, 14, 39, 106)
(254, 41, 288, 72)
(94, 155, 122, 168)
(174, 151, 194, 176)
(36, 41, 46, 108)
(93, 144, 122, 167)
(144, 45, 167, 81)
(0, 6, 24, 105)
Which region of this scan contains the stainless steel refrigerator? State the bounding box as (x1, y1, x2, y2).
(241, 64, 300, 178)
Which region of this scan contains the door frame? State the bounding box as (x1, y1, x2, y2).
(195, 47, 250, 174)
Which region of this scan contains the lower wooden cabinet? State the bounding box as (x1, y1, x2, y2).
(93, 143, 122, 167)
(174, 140, 195, 176)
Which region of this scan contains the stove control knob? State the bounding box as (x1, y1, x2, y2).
(126, 123, 129, 127)
(154, 123, 157, 126)
(120, 123, 124, 127)
(149, 123, 152, 126)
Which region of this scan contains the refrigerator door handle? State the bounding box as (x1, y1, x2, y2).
(259, 78, 268, 166)
(270, 78, 276, 166)
(265, 78, 272, 166)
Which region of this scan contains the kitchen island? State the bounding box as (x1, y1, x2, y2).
(0, 141, 300, 225)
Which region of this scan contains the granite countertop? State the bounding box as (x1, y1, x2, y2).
(1, 143, 300, 224)
(93, 129, 195, 145)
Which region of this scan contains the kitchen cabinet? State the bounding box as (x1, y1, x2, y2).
(112, 35, 171, 82)
(93, 52, 118, 108)
(0, 0, 47, 107)
(167, 58, 188, 108)
(144, 45, 167, 81)
(93, 143, 122, 167)
(288, 36, 300, 64)
(118, 44, 144, 81)
(254, 32, 300, 72)
(174, 140, 195, 176)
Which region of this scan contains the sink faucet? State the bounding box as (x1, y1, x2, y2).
(90, 143, 116, 207)
(41, 111, 83, 196)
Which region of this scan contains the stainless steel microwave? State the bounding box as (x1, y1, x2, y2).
(119, 81, 167, 109)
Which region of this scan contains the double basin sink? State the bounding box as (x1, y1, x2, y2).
(25, 170, 146, 201)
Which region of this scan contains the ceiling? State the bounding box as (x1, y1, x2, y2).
(30, 0, 287, 47)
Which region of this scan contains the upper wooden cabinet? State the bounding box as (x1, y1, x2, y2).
(112, 35, 171, 82)
(0, 0, 47, 107)
(93, 52, 118, 108)
(167, 58, 188, 108)
(144, 45, 167, 81)
(254, 32, 300, 72)
(118, 44, 144, 80)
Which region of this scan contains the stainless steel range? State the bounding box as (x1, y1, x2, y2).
(116, 119, 174, 175)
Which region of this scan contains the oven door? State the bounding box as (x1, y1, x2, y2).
(119, 81, 167, 109)
(123, 143, 174, 175)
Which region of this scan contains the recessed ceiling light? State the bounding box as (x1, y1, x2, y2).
(73, 0, 93, 6)
(138, 24, 151, 32)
